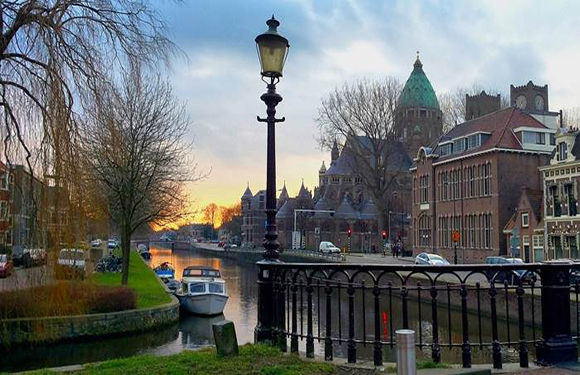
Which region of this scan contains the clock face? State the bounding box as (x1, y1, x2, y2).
(516, 95, 527, 109)
(535, 95, 545, 111)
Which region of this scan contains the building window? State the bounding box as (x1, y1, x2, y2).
(453, 138, 466, 153)
(419, 175, 429, 203)
(0, 201, 7, 220)
(484, 214, 492, 248)
(469, 166, 475, 198)
(550, 133, 556, 146)
(419, 215, 431, 247)
(523, 131, 545, 145)
(550, 185, 561, 217)
(558, 142, 568, 161)
(439, 143, 452, 156)
(483, 162, 491, 196)
(522, 213, 529, 227)
(566, 184, 577, 216)
(467, 134, 480, 149)
(413, 178, 417, 204)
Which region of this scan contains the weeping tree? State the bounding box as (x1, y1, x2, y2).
(83, 68, 197, 284)
(0, 1, 177, 255)
(316, 78, 406, 242)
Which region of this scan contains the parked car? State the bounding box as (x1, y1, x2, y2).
(0, 254, 13, 278)
(485, 257, 536, 284)
(16, 248, 47, 268)
(415, 252, 450, 266)
(91, 239, 103, 247)
(108, 239, 119, 249)
(319, 241, 341, 254)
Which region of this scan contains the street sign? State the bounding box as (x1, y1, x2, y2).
(452, 230, 460, 243)
(314, 227, 320, 235)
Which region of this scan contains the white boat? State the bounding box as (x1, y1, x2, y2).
(175, 266, 228, 316)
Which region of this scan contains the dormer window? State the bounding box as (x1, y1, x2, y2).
(522, 131, 545, 145)
(467, 134, 480, 149)
(453, 138, 466, 153)
(438, 143, 452, 156)
(558, 142, 568, 161)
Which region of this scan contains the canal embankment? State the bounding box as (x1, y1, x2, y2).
(0, 251, 178, 346)
(192, 243, 343, 264)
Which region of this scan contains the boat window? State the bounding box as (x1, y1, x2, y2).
(189, 283, 206, 293)
(209, 283, 224, 294)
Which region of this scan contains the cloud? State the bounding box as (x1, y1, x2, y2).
(158, 0, 580, 209)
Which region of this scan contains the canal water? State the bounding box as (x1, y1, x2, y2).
(0, 245, 532, 372)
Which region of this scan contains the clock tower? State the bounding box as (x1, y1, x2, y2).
(510, 80, 549, 113)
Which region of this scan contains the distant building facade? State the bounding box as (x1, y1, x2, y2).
(466, 91, 501, 120)
(540, 129, 580, 260)
(411, 107, 554, 263)
(503, 188, 544, 262)
(241, 186, 266, 247)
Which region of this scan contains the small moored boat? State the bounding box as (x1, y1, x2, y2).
(175, 266, 228, 316)
(153, 262, 175, 281)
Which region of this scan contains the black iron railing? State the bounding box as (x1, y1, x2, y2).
(255, 262, 579, 369)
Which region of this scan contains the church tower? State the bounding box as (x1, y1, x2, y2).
(394, 53, 443, 158)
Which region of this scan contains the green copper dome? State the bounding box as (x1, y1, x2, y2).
(398, 56, 440, 110)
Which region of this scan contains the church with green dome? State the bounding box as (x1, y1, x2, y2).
(395, 54, 443, 159)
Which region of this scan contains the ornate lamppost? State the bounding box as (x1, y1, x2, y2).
(254, 15, 289, 344)
(255, 15, 289, 261)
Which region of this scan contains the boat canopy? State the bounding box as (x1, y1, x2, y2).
(183, 266, 221, 278)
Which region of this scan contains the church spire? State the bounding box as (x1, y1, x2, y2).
(331, 140, 339, 163)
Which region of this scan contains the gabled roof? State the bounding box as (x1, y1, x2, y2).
(359, 198, 379, 220)
(325, 136, 412, 175)
(313, 196, 332, 217)
(430, 107, 549, 163)
(298, 181, 310, 198)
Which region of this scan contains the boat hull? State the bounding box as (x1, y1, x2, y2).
(178, 293, 229, 316)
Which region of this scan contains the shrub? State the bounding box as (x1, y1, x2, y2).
(0, 281, 137, 319)
(89, 286, 137, 314)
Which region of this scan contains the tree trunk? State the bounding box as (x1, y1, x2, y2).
(121, 224, 131, 285)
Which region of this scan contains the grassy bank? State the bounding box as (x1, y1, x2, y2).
(26, 344, 336, 375)
(92, 250, 171, 309)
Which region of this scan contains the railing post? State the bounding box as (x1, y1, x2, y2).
(347, 281, 356, 363)
(276, 276, 287, 352)
(536, 263, 578, 365)
(430, 286, 441, 363)
(255, 261, 275, 343)
(306, 277, 314, 358)
(324, 281, 333, 361)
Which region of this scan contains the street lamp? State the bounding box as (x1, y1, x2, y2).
(254, 15, 290, 346)
(255, 15, 289, 261)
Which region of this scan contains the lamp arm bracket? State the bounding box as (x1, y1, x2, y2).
(257, 116, 286, 123)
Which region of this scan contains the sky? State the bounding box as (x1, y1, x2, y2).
(156, 0, 580, 220)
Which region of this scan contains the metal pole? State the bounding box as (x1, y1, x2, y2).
(255, 78, 285, 343)
(396, 329, 416, 375)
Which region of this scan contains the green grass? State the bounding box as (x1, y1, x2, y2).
(24, 344, 336, 375)
(91, 250, 171, 308)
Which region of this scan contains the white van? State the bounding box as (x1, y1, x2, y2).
(319, 241, 341, 254)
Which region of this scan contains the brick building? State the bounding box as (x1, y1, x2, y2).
(503, 188, 544, 262)
(539, 129, 580, 260)
(411, 107, 554, 262)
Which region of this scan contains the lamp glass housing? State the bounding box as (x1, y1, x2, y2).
(255, 17, 289, 78)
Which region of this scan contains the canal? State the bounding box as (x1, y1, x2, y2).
(0, 245, 534, 372)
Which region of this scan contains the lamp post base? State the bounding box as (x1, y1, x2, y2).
(536, 338, 578, 365)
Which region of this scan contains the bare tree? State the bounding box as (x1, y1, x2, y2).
(562, 107, 580, 128)
(316, 78, 405, 240)
(0, 0, 176, 177)
(438, 85, 509, 132)
(82, 68, 197, 285)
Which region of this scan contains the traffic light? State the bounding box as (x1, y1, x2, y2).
(347, 227, 352, 237)
(382, 230, 387, 240)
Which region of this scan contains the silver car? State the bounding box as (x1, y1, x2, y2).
(415, 252, 450, 266)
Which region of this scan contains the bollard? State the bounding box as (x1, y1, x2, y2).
(396, 329, 416, 375)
